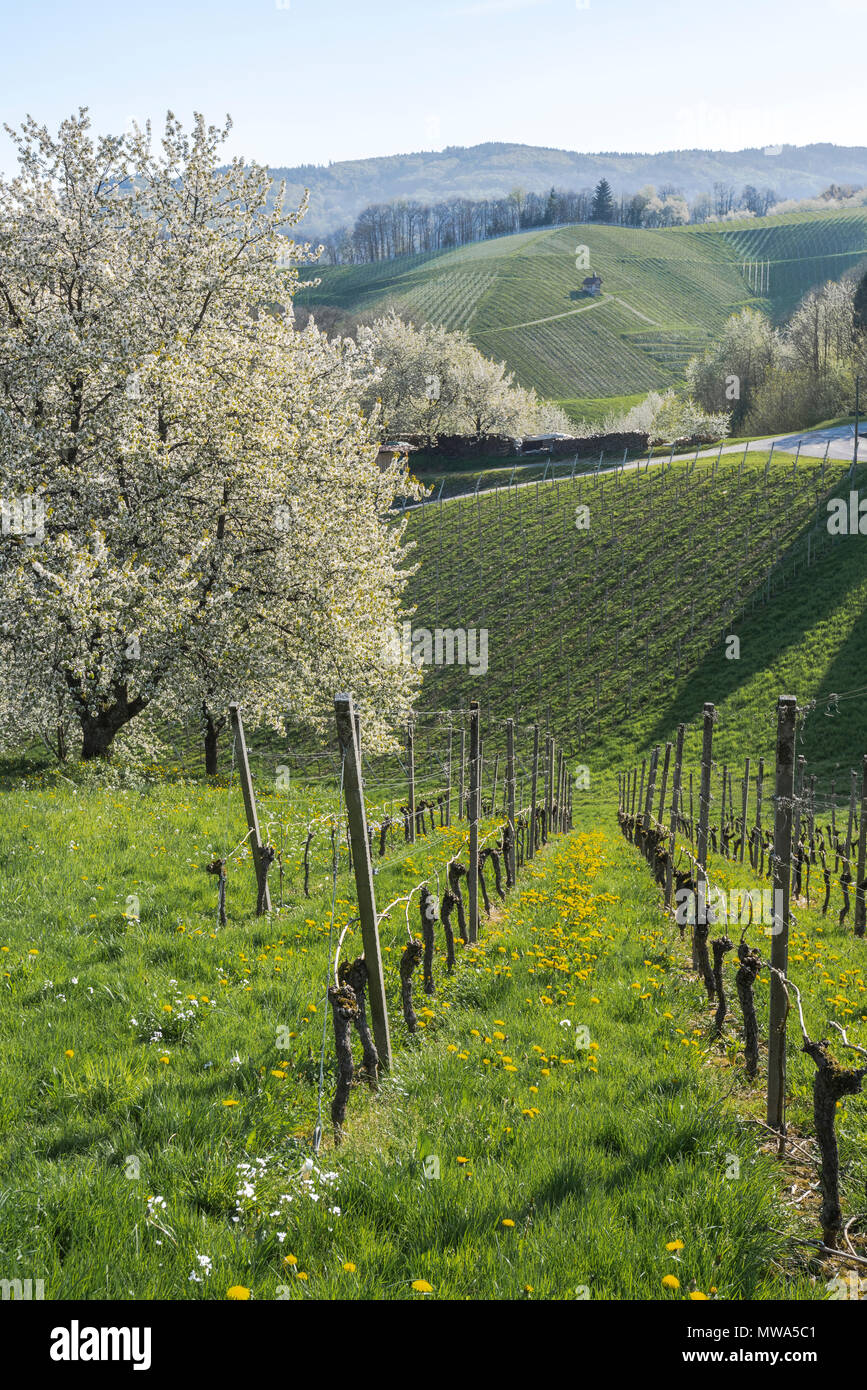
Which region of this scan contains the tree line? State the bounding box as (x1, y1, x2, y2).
(687, 265, 867, 435)
(318, 178, 781, 265)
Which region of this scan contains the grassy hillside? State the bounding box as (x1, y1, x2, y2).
(404, 451, 867, 782)
(296, 208, 867, 411)
(0, 765, 842, 1300)
(4, 449, 867, 1304)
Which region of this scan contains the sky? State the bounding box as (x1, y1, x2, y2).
(0, 0, 866, 176)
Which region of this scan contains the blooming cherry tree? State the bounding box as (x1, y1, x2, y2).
(0, 111, 422, 762)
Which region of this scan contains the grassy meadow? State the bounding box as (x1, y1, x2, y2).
(3, 446, 867, 1301)
(2, 765, 854, 1301)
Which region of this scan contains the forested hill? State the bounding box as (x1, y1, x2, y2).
(261, 142, 867, 238)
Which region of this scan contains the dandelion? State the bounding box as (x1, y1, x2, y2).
(689, 1291, 709, 1300)
(222, 1099, 239, 1107)
(226, 1285, 251, 1300)
(665, 1240, 685, 1252)
(501, 1219, 515, 1228)
(411, 1279, 433, 1293)
(64, 1049, 74, 1058)
(283, 1254, 298, 1266)
(343, 1262, 356, 1273)
(662, 1275, 680, 1290)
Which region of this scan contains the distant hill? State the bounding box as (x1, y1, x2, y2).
(266, 142, 867, 239)
(294, 206, 867, 416)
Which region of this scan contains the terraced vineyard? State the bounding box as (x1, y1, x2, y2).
(404, 452, 867, 779)
(297, 209, 867, 412)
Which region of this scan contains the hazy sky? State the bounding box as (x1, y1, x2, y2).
(1, 0, 865, 175)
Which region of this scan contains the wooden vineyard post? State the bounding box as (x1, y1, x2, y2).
(544, 736, 554, 844)
(856, 754, 867, 937)
(506, 718, 516, 884)
(468, 701, 480, 942)
(638, 760, 646, 828)
(739, 757, 750, 863)
(847, 768, 858, 861)
(407, 719, 416, 844)
(459, 727, 466, 821)
(666, 724, 685, 907)
(754, 758, 765, 867)
(560, 753, 567, 831)
(644, 745, 660, 835)
(793, 754, 806, 885)
(720, 764, 728, 853)
(334, 694, 392, 1069)
(630, 767, 637, 816)
(228, 704, 272, 915)
(557, 750, 564, 833)
(657, 742, 672, 828)
(528, 724, 540, 860)
(767, 695, 797, 1135)
(491, 751, 500, 818)
(446, 724, 453, 828)
(696, 704, 715, 966)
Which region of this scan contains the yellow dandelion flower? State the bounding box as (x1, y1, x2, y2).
(226, 1285, 251, 1300)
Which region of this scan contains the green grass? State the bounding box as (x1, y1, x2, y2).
(0, 775, 831, 1300)
(404, 451, 867, 781)
(556, 393, 647, 427)
(296, 208, 867, 407)
(4, 444, 867, 1301)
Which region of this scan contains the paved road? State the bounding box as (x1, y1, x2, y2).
(705, 422, 867, 463)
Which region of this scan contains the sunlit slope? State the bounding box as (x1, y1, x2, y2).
(404, 454, 867, 778)
(296, 209, 867, 403)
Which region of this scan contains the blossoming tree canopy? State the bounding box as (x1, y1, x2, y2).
(0, 111, 422, 762)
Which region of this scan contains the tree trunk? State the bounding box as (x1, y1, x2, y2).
(79, 686, 145, 760)
(202, 704, 227, 777)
